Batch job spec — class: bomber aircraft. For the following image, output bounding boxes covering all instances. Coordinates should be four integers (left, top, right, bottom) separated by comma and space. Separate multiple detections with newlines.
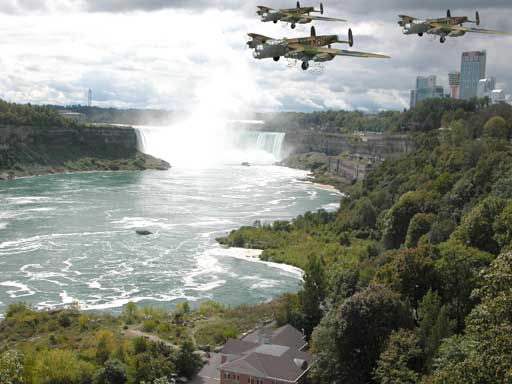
247, 27, 390, 71
257, 2, 346, 29
398, 10, 509, 43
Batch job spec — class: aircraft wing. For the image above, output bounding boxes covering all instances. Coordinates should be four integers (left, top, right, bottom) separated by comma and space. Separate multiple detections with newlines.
305, 46, 391, 59
398, 15, 418, 22
430, 23, 510, 35
247, 33, 274, 43
295, 14, 347, 22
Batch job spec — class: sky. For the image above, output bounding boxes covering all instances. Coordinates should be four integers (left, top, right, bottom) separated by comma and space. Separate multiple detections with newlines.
0, 0, 511, 112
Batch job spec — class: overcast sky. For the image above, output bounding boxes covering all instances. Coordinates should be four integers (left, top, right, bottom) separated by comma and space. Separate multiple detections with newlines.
0, 0, 511, 112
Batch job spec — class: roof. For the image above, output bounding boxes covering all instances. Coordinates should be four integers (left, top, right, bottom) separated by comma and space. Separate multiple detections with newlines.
221, 325, 312, 383
220, 347, 313, 383
242, 324, 307, 351
221, 339, 259, 356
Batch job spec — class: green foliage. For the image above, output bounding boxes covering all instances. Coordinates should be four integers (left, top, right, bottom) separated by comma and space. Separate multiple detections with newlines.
175, 340, 202, 379
374, 330, 422, 384
0, 99, 79, 128
33, 349, 95, 384
383, 191, 438, 249
417, 290, 452, 370
451, 196, 508, 254
0, 350, 26, 384
374, 247, 440, 307
311, 285, 412, 384
299, 255, 326, 337
405, 213, 435, 248
94, 359, 128, 384
483, 116, 509, 140
429, 252, 512, 383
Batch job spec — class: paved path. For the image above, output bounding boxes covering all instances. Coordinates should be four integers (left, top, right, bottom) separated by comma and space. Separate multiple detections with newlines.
124, 328, 179, 350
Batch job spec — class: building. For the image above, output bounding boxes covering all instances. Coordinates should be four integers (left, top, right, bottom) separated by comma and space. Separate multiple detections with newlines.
477, 78, 496, 98
460, 51, 487, 100
410, 75, 445, 109
491, 89, 506, 104
448, 71, 461, 99
220, 325, 312, 384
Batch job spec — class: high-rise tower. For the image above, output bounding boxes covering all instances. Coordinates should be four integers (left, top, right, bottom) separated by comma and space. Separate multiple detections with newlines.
460, 51, 486, 100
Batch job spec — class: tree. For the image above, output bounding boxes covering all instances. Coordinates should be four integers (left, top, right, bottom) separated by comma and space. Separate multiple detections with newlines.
0, 350, 26, 384
96, 330, 116, 365
175, 340, 202, 379
34, 349, 95, 384
436, 241, 492, 331
451, 196, 507, 254
311, 285, 412, 384
405, 213, 435, 248
383, 191, 438, 249
299, 254, 326, 337
483, 116, 509, 140
94, 359, 128, 384
417, 290, 452, 370
122, 302, 139, 324
374, 247, 440, 307
494, 202, 512, 251
429, 252, 512, 383
374, 330, 422, 384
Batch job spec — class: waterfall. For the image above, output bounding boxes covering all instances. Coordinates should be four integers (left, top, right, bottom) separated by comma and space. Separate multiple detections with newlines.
254, 132, 286, 160
134, 127, 147, 152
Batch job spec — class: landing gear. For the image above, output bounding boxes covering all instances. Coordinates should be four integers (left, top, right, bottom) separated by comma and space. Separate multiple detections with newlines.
440, 36, 446, 43
301, 61, 309, 71
291, 23, 296, 29
418, 33, 423, 37
273, 57, 280, 62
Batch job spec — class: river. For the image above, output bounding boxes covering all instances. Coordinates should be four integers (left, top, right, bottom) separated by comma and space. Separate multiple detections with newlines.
0, 165, 340, 316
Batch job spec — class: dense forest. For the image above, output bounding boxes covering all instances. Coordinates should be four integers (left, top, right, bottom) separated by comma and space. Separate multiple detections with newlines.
0, 100, 81, 128
219, 100, 512, 383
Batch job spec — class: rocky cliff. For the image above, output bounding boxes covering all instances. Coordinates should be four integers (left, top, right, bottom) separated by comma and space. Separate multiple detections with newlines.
0, 124, 169, 179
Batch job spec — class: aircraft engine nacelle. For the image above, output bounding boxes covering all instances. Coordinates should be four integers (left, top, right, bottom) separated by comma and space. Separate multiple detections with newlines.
449, 30, 466, 37
298, 18, 310, 24
403, 22, 429, 35
252, 41, 287, 59
261, 10, 280, 22
312, 53, 335, 62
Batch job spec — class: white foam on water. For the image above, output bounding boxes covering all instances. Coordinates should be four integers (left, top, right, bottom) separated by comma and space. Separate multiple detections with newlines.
60, 291, 76, 305
187, 280, 227, 292
0, 222, 8, 230
88, 281, 102, 289
0, 281, 36, 298
208, 246, 304, 280
251, 280, 281, 289
321, 202, 340, 212
111, 217, 176, 230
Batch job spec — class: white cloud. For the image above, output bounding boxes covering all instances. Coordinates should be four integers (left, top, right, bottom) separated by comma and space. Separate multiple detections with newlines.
0, 1, 511, 112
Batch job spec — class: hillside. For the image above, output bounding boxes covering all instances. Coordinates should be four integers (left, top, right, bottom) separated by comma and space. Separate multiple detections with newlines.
0, 100, 169, 179
218, 100, 512, 383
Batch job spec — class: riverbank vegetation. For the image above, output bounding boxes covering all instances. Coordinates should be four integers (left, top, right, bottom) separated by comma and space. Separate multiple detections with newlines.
0, 300, 277, 384
219, 100, 512, 383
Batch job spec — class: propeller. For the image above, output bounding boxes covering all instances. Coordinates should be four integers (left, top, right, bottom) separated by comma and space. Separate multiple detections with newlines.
297, 1, 301, 9
476, 11, 480, 25
311, 26, 316, 37
320, 3, 324, 15
447, 9, 451, 18
348, 28, 354, 47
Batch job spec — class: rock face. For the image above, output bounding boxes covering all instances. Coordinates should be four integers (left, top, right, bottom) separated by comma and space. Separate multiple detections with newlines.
282, 131, 415, 160
0, 124, 170, 177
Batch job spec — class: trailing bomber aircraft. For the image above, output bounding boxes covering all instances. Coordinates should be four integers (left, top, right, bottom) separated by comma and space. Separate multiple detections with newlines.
398, 10, 509, 43
257, 2, 346, 29
247, 27, 390, 71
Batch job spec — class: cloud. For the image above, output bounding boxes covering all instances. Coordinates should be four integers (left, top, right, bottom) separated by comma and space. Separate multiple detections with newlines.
0, 1, 511, 112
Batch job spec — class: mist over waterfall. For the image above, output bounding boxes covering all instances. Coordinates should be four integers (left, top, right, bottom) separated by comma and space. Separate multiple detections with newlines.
136, 124, 286, 168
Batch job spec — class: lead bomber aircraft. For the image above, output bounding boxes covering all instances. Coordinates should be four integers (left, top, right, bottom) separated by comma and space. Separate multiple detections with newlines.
398, 10, 509, 43
247, 27, 390, 71
257, 2, 346, 29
